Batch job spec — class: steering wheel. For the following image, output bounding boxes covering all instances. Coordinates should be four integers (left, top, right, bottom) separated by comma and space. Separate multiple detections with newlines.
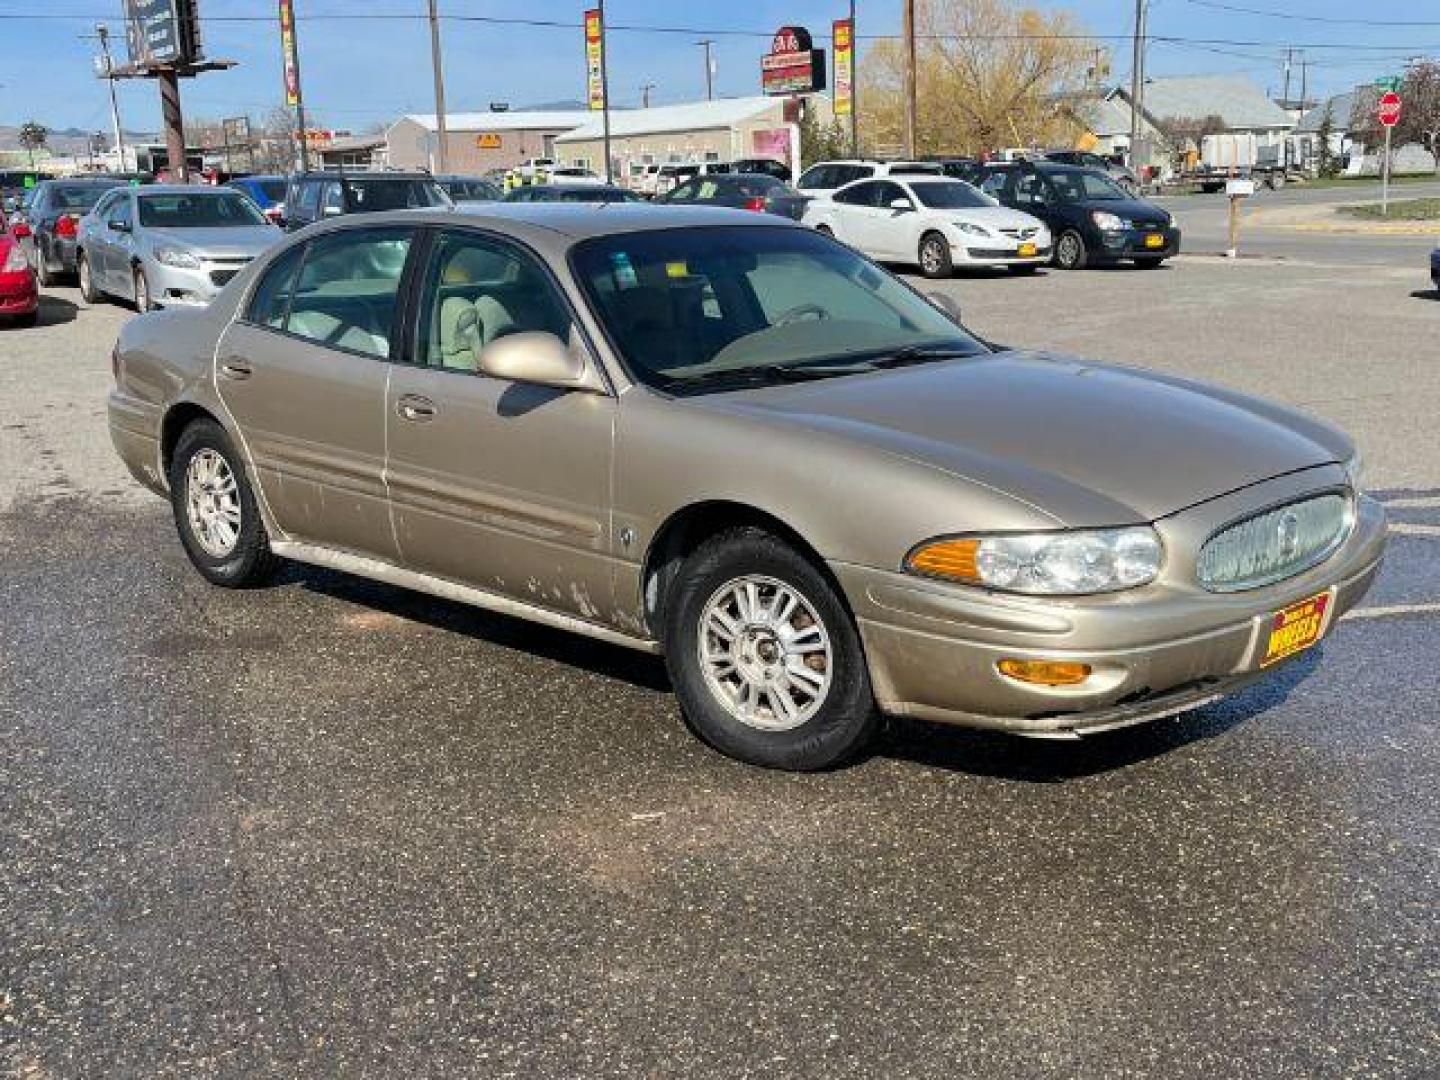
773, 302, 829, 326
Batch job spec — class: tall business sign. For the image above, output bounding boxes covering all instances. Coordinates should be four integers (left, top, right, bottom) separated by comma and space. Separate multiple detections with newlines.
832, 19, 854, 116
124, 0, 202, 68
760, 26, 826, 96
584, 8, 606, 111
277, 0, 310, 170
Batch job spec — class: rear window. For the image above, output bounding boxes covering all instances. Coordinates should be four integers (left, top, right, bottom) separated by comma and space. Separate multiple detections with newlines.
344, 178, 448, 211
51, 184, 115, 211
257, 179, 287, 202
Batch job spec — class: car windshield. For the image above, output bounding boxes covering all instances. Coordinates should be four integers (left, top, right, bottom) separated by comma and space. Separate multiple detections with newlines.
256, 179, 287, 202
1047, 170, 1130, 202
910, 181, 995, 209
53, 184, 116, 211
550, 187, 639, 202
344, 177, 449, 210
572, 225, 986, 395
443, 179, 499, 200
137, 192, 269, 228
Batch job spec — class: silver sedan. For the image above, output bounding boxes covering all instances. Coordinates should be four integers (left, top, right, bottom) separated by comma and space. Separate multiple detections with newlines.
78, 185, 281, 311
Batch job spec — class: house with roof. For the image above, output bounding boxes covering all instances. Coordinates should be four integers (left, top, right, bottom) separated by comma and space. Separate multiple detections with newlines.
1296, 87, 1435, 174
385, 109, 593, 173
553, 96, 828, 183
1081, 75, 1295, 174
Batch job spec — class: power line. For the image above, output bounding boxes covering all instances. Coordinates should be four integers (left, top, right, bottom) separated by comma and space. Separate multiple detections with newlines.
1176, 0, 1440, 28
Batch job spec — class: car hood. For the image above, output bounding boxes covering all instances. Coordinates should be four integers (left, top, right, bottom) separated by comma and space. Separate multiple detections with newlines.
1071, 197, 1170, 223
935, 205, 1046, 231
142, 226, 279, 256
698, 350, 1348, 525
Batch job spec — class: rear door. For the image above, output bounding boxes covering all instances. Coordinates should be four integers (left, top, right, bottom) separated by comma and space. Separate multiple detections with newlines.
214, 225, 417, 558
382, 226, 617, 620
827, 180, 879, 249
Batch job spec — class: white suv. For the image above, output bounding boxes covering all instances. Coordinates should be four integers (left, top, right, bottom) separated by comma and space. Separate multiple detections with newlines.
796, 159, 944, 197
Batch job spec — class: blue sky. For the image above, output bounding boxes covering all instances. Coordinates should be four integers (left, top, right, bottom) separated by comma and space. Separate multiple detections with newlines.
1, 0, 1434, 133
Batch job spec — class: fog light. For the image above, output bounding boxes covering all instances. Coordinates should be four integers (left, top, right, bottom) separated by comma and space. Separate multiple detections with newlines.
997, 658, 1092, 686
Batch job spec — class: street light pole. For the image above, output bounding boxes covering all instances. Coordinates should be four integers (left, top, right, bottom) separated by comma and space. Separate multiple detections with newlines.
697, 39, 715, 102
599, 0, 612, 183
641, 82, 656, 109
95, 24, 127, 171
1129, 0, 1148, 173
902, 0, 916, 158
849, 0, 858, 157
427, 0, 449, 173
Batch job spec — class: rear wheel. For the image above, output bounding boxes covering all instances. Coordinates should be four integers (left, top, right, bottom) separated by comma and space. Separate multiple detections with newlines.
33, 242, 54, 287
169, 419, 278, 588
77, 252, 101, 304
1054, 230, 1088, 270
10, 312, 37, 329
918, 231, 954, 279
663, 527, 877, 771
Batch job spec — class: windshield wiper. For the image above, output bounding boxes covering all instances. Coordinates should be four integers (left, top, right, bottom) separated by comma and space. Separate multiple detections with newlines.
866, 344, 977, 369
670, 363, 863, 393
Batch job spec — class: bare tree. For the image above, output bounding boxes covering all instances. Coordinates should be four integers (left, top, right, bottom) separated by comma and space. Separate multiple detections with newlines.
859, 0, 1099, 155
1396, 61, 1440, 174
1153, 114, 1225, 175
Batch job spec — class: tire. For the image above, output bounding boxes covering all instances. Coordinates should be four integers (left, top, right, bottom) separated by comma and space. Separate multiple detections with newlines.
663, 527, 877, 771
11, 312, 37, 329
1133, 256, 1165, 269
77, 252, 101, 304
1008, 264, 1041, 276
1054, 230, 1088, 270
133, 264, 153, 312
168, 419, 279, 588
34, 240, 54, 287
918, 231, 954, 279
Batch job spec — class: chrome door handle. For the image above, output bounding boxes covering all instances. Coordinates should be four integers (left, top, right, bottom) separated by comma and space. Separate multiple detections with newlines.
219, 359, 253, 380
396, 394, 438, 422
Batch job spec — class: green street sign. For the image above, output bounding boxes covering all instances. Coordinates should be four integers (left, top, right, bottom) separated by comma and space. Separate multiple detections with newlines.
1374, 76, 1402, 91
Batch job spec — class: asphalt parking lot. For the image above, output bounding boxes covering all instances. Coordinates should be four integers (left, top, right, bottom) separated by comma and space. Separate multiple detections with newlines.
3, 222, 1438, 1076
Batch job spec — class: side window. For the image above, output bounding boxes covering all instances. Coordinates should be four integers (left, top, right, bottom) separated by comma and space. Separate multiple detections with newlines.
417, 231, 572, 373
108, 196, 132, 228
286, 228, 414, 358
295, 180, 322, 219
873, 181, 906, 208
321, 181, 344, 217
1015, 173, 1048, 206
834, 181, 875, 206
848, 165, 875, 183
980, 171, 1009, 199
92, 192, 117, 219
668, 178, 701, 201
797, 165, 827, 189
245, 243, 305, 328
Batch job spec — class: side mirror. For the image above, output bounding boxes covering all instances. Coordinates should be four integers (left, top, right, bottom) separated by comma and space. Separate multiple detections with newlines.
889, 197, 914, 212
476, 328, 606, 393
108, 219, 131, 233
926, 291, 963, 324
12, 222, 31, 239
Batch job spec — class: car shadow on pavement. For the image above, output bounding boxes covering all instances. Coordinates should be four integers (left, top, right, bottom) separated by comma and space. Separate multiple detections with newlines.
33, 295, 79, 327
869, 649, 1322, 782
283, 562, 673, 692
1408, 288, 1439, 302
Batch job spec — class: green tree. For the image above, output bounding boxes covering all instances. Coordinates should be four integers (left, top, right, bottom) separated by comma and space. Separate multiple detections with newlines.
799, 109, 851, 168
18, 121, 48, 168
1315, 105, 1339, 178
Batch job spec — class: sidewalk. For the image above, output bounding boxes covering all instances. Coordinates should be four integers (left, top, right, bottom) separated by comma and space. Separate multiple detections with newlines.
1245, 201, 1440, 236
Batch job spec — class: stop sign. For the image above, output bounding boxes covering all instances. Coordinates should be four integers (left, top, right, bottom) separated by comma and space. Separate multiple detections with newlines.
1379, 91, 1403, 127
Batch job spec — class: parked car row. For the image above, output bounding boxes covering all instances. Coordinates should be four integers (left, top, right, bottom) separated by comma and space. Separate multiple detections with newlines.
0, 207, 39, 326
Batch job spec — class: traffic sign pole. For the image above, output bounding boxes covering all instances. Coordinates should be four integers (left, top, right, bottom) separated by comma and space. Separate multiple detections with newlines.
1377, 91, 1402, 217
1382, 125, 1392, 216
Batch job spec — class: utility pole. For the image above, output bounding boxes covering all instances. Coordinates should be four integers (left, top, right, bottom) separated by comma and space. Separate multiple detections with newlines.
599, 0, 612, 183
1128, 0, 1148, 173
1282, 48, 1292, 111
426, 0, 449, 173
697, 39, 715, 102
640, 82, 656, 109
158, 69, 187, 182
902, 0, 917, 158
94, 24, 127, 172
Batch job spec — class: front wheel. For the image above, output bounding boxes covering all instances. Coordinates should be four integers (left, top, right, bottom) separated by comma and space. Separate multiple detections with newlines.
918, 231, 954, 279
34, 242, 54, 287
664, 527, 877, 770
1054, 230, 1089, 270
169, 419, 278, 588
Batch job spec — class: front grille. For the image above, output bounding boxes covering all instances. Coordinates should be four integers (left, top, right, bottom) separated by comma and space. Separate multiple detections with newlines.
999, 227, 1039, 240
1197, 492, 1353, 592
968, 246, 1047, 259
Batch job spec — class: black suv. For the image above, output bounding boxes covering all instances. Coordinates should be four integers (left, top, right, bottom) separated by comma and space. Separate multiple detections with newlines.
23, 177, 129, 284
978, 162, 1179, 270
280, 172, 450, 230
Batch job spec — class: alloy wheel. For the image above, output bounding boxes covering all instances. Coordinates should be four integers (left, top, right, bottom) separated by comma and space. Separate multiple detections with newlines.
184, 448, 242, 558
697, 574, 833, 732
921, 237, 946, 275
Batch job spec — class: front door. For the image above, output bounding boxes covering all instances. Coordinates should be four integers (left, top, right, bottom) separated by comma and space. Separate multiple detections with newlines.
98, 193, 134, 292
214, 225, 417, 559
383, 227, 617, 621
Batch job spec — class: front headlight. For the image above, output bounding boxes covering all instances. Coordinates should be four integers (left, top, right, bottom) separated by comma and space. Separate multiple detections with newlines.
153, 246, 201, 268
1091, 211, 1127, 231
953, 221, 991, 237
906, 527, 1164, 595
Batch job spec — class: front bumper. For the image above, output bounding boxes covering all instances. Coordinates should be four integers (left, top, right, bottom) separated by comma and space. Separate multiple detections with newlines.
836, 476, 1386, 737
1094, 225, 1181, 261
144, 255, 251, 307
953, 233, 1051, 265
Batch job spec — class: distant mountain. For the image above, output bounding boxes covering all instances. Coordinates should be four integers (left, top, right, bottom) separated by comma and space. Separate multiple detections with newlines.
0, 124, 158, 155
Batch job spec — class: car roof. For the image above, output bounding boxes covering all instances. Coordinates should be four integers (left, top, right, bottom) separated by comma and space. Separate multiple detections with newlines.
291, 171, 434, 181
132, 183, 248, 196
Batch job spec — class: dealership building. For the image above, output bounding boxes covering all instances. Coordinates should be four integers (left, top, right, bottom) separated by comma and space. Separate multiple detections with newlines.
553, 96, 824, 181
384, 109, 593, 173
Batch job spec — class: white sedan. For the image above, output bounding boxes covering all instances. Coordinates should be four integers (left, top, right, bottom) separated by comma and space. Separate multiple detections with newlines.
802, 176, 1051, 277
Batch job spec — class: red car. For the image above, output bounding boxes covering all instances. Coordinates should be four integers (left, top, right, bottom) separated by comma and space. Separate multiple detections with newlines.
0, 212, 39, 326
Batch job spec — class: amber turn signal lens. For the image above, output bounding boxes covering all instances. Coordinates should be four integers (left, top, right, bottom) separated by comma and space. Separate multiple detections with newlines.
997, 659, 1093, 686
907, 538, 980, 581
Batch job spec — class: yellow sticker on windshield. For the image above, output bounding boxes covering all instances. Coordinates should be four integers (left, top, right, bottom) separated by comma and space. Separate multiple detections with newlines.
666, 260, 689, 278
